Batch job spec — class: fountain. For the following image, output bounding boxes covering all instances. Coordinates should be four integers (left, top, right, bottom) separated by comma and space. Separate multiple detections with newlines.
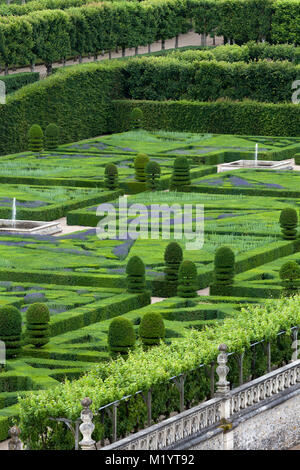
218, 142, 293, 173
0, 198, 62, 235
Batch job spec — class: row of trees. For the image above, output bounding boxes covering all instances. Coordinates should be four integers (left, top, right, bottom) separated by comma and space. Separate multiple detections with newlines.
0, 0, 299, 74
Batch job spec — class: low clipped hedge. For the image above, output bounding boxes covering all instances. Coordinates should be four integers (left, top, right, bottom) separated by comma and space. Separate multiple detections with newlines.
0, 72, 39, 94
18, 294, 300, 449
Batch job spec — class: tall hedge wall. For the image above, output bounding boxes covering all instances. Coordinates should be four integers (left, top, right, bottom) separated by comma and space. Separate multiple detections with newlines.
111, 99, 300, 137
0, 62, 123, 155
122, 56, 299, 103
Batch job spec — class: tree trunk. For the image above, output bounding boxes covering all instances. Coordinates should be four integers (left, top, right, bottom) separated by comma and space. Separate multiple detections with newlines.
46, 63, 52, 76
30, 62, 35, 73
175, 35, 179, 48
122, 47, 125, 57
135, 46, 138, 55
212, 36, 216, 46
62, 57, 66, 67
148, 44, 151, 54
4, 65, 8, 76
161, 39, 165, 50
108, 51, 112, 60
94, 53, 98, 61
79, 55, 82, 63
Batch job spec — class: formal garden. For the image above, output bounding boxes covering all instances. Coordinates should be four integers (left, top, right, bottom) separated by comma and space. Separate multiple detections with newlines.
1, 0, 300, 451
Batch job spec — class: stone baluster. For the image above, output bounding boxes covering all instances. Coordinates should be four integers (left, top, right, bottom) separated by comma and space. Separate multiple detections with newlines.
291, 327, 299, 362
216, 344, 230, 397
8, 426, 22, 450
79, 398, 96, 451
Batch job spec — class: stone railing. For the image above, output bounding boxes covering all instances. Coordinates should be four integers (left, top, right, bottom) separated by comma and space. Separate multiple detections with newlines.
7, 333, 300, 450
229, 359, 300, 417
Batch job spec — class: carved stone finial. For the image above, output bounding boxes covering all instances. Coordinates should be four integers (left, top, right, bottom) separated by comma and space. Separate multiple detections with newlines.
8, 426, 22, 450
215, 343, 230, 397
79, 397, 96, 450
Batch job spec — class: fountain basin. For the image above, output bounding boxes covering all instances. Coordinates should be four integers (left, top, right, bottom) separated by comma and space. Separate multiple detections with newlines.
218, 159, 293, 172
0, 219, 62, 235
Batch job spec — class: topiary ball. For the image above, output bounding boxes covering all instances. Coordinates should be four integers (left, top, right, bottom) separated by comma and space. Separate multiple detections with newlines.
214, 246, 235, 270
126, 256, 146, 293
28, 124, 44, 152
0, 306, 22, 337
26, 303, 50, 324
108, 316, 136, 354
280, 261, 300, 282
139, 312, 165, 346
177, 260, 198, 298
164, 241, 183, 265
45, 123, 60, 150
130, 107, 143, 129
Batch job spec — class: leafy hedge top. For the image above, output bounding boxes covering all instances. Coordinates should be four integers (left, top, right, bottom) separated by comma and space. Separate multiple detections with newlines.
19, 294, 300, 446
26, 303, 50, 324
0, 305, 22, 336
45, 123, 59, 138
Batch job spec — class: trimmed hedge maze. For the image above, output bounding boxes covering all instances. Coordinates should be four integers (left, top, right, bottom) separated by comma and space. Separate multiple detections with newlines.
1, 129, 300, 447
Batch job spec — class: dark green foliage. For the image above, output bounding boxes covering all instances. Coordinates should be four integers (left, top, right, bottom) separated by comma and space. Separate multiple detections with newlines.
279, 208, 298, 240
28, 124, 43, 153
177, 260, 198, 298
26, 303, 50, 348
112, 99, 300, 139
0, 306, 22, 358
145, 161, 161, 191
139, 312, 165, 346
104, 164, 118, 190
213, 246, 235, 286
126, 256, 146, 293
0, 72, 39, 94
164, 242, 183, 290
130, 107, 143, 129
170, 156, 190, 190
279, 261, 300, 290
108, 316, 135, 355
45, 123, 60, 150
134, 154, 150, 182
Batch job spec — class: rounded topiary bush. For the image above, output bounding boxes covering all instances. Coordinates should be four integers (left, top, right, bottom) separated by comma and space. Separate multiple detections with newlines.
28, 124, 44, 153
0, 306, 22, 358
177, 260, 198, 298
214, 246, 235, 285
134, 154, 150, 182
45, 123, 60, 150
145, 161, 161, 191
164, 241, 183, 290
170, 156, 191, 190
279, 208, 298, 240
279, 261, 300, 290
105, 163, 118, 190
130, 107, 143, 129
139, 312, 165, 346
126, 256, 146, 293
108, 316, 135, 355
26, 303, 50, 348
